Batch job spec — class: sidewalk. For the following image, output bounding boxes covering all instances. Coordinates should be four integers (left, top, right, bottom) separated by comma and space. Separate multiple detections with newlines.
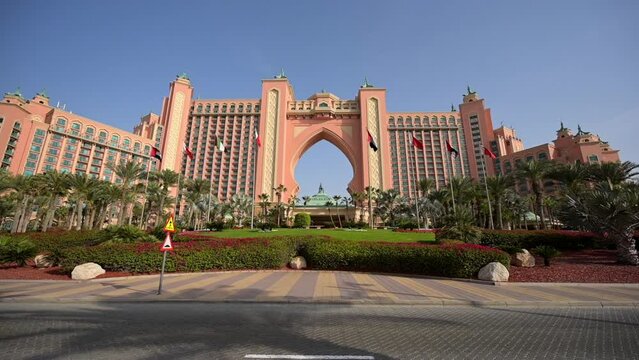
1, 270, 638, 307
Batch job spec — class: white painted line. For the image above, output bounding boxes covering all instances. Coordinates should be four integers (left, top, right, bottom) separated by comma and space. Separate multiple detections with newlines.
244, 355, 374, 360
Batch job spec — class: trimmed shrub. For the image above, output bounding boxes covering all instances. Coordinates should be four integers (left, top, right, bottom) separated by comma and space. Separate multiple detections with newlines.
0, 237, 38, 266
480, 230, 605, 250
94, 225, 158, 245
59, 238, 297, 273
206, 221, 226, 232
533, 245, 561, 266
293, 213, 311, 228
398, 220, 418, 230
8, 230, 100, 253
343, 221, 369, 229
298, 238, 509, 278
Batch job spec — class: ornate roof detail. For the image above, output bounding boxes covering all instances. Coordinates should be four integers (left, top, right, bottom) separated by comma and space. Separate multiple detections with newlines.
559, 121, 567, 131
576, 124, 590, 136
302, 183, 339, 207
451, 104, 456, 112
318, 183, 324, 193
36, 88, 49, 99
361, 77, 374, 88
177, 72, 190, 80
5, 87, 23, 98
274, 68, 287, 79
466, 85, 475, 95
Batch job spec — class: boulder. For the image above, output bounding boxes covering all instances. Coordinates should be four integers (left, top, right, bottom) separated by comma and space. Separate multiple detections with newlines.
34, 254, 53, 268
71, 262, 106, 280
289, 256, 307, 270
478, 262, 509, 282
512, 249, 535, 267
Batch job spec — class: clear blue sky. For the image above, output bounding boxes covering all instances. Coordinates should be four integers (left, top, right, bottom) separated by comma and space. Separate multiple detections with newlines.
2, 0, 638, 198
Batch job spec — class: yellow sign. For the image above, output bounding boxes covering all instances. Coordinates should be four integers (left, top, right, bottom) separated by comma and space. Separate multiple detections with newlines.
164, 214, 176, 233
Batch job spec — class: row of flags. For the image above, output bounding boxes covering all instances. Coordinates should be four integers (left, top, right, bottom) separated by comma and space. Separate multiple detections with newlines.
149, 129, 263, 163
367, 130, 497, 159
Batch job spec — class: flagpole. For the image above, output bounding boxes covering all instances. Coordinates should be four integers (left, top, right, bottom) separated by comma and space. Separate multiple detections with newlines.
250, 136, 258, 229
175, 170, 182, 222
446, 140, 457, 214
366, 131, 373, 229
207, 141, 215, 224
139, 158, 154, 229
481, 153, 495, 229
407, 132, 420, 229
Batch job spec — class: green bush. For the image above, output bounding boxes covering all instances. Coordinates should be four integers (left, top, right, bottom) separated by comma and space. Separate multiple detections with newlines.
95, 225, 158, 245
343, 221, 369, 229
398, 220, 418, 230
7, 230, 100, 253
293, 213, 311, 228
0, 237, 38, 266
206, 221, 226, 232
480, 230, 603, 250
58, 238, 297, 273
298, 239, 509, 278
533, 245, 561, 266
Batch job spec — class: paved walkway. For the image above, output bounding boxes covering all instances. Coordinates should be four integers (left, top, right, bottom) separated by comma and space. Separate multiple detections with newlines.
1, 270, 638, 306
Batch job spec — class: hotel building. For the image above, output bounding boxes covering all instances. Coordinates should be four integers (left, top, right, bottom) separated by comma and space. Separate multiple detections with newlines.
0, 73, 621, 208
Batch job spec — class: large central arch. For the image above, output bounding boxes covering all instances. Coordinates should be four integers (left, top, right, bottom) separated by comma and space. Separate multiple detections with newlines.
254, 79, 392, 202
288, 126, 359, 197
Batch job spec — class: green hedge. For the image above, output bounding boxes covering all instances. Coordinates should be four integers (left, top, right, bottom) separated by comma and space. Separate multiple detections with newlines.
479, 230, 609, 250
58, 238, 297, 273
8, 230, 101, 253
298, 239, 509, 278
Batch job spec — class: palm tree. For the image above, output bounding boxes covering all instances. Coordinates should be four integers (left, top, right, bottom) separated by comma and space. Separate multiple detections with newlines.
9, 174, 39, 233
68, 174, 96, 231
332, 195, 342, 228
325, 200, 335, 228
563, 183, 639, 265
515, 160, 553, 229
285, 195, 300, 226
419, 178, 436, 197
548, 162, 590, 194
109, 161, 145, 225
150, 169, 179, 222
365, 186, 377, 227
272, 184, 287, 227
258, 193, 270, 223
374, 189, 403, 226
342, 196, 352, 222
230, 193, 252, 227
302, 196, 310, 206
589, 161, 639, 188
40, 171, 70, 232
184, 179, 209, 228
351, 191, 366, 222
486, 175, 515, 230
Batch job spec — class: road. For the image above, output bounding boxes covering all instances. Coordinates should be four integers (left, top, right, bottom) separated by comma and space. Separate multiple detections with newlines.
1, 303, 638, 359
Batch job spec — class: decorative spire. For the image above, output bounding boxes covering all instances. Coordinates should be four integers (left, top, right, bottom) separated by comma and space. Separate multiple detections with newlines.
318, 183, 324, 193
36, 88, 49, 99
451, 104, 456, 112
5, 87, 23, 98
466, 85, 475, 95
177, 72, 190, 80
361, 77, 374, 88
559, 121, 566, 131
274, 68, 287, 79
576, 125, 591, 136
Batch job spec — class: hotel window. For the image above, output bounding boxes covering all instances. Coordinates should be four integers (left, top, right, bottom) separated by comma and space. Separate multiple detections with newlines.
538, 152, 548, 161
255, 105, 260, 112
197, 104, 203, 113
62, 160, 72, 166
31, 145, 42, 152
134, 142, 141, 153
213, 105, 219, 113
56, 118, 66, 131
205, 104, 211, 113
123, 138, 131, 149
48, 148, 59, 156
85, 127, 94, 139
230, 104, 235, 112
66, 144, 76, 151
71, 122, 81, 135
35, 129, 45, 137
588, 155, 599, 163
64, 152, 74, 159
111, 134, 120, 146
144, 145, 150, 155
238, 104, 244, 113
222, 104, 227, 112
46, 156, 56, 163
99, 131, 107, 143
526, 156, 534, 162
28, 153, 38, 160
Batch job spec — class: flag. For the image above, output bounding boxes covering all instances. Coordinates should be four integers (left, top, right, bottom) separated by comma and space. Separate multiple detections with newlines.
483, 146, 497, 159
217, 137, 225, 152
446, 140, 459, 157
254, 129, 261, 147
150, 147, 162, 161
412, 134, 424, 150
367, 130, 378, 152
183, 143, 194, 159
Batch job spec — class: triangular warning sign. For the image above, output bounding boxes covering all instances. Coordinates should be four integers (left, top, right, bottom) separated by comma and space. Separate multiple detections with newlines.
164, 214, 176, 233
160, 233, 173, 252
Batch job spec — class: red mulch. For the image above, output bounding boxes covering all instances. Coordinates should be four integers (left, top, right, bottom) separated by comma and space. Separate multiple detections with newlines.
509, 249, 639, 283
0, 260, 132, 280
1, 250, 638, 283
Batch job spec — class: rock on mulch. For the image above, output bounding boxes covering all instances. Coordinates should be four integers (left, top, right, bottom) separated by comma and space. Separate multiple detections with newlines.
509, 249, 639, 283
0, 261, 132, 281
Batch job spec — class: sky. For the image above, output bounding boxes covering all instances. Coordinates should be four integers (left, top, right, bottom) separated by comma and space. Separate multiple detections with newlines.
2, 0, 638, 198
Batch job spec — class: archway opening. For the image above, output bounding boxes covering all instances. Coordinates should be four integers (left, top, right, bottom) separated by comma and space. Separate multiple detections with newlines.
294, 140, 354, 227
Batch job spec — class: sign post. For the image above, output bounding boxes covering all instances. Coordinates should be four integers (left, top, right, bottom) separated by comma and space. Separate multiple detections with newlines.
157, 214, 176, 295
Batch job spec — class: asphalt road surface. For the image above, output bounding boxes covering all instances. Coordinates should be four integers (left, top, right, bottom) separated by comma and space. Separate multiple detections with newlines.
1, 303, 638, 360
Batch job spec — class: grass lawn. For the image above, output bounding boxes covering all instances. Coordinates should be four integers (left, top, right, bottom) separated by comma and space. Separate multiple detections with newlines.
194, 228, 436, 242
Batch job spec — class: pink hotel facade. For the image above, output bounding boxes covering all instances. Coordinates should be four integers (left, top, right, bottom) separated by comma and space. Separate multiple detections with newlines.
0, 73, 621, 206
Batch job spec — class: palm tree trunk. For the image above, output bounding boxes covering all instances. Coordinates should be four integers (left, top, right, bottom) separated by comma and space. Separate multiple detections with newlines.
75, 201, 83, 231
497, 199, 504, 230
11, 200, 24, 234
336, 206, 342, 228
95, 205, 108, 229
616, 232, 639, 265
18, 197, 32, 233
328, 208, 335, 228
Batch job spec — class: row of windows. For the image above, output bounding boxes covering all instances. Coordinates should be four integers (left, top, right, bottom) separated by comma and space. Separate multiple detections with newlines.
193, 103, 261, 114
55, 118, 152, 153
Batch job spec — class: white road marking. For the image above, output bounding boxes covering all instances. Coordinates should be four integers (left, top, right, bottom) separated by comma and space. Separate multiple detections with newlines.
244, 355, 374, 360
